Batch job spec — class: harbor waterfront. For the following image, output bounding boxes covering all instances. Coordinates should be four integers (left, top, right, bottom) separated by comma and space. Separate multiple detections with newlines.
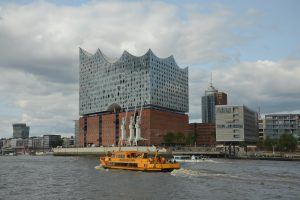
51, 146, 300, 161
1, 155, 300, 200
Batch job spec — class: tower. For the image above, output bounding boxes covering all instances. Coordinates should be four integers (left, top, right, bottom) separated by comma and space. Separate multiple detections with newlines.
201, 73, 227, 123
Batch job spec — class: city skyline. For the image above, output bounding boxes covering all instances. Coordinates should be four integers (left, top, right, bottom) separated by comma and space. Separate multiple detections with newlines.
0, 0, 300, 138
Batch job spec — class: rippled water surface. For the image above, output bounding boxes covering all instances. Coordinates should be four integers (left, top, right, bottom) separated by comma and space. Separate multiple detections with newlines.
0, 156, 299, 200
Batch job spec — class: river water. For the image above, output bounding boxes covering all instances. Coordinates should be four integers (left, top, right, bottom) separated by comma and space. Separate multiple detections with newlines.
0, 156, 299, 200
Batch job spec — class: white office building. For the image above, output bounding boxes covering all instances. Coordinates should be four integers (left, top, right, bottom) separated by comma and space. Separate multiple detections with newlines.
216, 105, 258, 143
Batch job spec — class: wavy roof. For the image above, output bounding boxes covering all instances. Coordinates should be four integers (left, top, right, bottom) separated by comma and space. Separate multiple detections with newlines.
79, 48, 187, 70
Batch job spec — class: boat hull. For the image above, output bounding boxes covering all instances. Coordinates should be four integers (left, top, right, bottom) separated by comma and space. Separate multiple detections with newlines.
101, 164, 178, 172
99, 151, 180, 172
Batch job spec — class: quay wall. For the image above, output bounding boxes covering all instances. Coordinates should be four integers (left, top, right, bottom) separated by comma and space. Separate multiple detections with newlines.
53, 146, 166, 156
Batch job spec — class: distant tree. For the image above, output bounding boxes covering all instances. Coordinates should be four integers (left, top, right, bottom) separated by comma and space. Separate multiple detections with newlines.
263, 136, 277, 151
163, 132, 175, 146
210, 131, 216, 145
256, 138, 264, 150
175, 132, 185, 145
278, 133, 297, 152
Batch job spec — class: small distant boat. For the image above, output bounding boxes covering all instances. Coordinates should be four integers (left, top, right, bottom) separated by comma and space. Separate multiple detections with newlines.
172, 155, 213, 163
100, 151, 180, 172
35, 152, 45, 156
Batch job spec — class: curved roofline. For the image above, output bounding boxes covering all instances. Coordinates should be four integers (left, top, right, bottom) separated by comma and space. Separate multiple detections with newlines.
79, 48, 186, 69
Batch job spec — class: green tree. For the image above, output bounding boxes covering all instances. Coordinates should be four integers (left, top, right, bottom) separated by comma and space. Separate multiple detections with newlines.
163, 132, 175, 145
175, 132, 185, 145
263, 136, 277, 151
278, 133, 297, 152
185, 132, 197, 146
256, 138, 264, 150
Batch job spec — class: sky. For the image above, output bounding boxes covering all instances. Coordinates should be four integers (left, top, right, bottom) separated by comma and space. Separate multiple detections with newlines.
0, 0, 299, 138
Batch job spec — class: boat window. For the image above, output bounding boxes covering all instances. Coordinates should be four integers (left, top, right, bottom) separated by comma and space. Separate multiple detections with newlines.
116, 154, 125, 158
174, 156, 191, 160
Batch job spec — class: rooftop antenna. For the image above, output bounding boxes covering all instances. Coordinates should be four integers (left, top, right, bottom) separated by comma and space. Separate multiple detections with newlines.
210, 72, 213, 86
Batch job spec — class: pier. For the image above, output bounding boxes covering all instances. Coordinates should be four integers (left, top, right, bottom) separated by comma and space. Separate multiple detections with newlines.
52, 146, 163, 156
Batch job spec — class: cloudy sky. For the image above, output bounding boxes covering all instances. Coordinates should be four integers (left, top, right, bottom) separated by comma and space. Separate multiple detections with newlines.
0, 0, 299, 138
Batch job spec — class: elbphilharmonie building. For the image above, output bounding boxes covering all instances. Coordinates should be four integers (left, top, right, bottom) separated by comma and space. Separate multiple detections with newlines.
79, 48, 189, 147
79, 48, 188, 115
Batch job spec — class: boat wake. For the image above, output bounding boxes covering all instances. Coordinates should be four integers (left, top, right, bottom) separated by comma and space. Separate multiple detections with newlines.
171, 168, 238, 179
94, 165, 104, 170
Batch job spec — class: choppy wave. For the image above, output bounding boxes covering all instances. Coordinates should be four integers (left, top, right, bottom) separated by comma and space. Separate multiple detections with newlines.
171, 168, 239, 179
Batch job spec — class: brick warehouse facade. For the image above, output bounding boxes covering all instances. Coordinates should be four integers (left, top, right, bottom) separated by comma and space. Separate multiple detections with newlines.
188, 123, 216, 146
79, 109, 189, 147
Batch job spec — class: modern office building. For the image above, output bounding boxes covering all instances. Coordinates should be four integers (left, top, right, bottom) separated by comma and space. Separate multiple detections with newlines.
12, 123, 30, 139
258, 118, 266, 140
201, 80, 227, 123
28, 137, 44, 149
43, 135, 62, 148
11, 138, 28, 149
79, 48, 189, 146
265, 114, 300, 140
215, 105, 258, 143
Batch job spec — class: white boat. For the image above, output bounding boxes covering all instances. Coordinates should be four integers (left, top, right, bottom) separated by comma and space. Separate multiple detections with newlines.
171, 155, 214, 163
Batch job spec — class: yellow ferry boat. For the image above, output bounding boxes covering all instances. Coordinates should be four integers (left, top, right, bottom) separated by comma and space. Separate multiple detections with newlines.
100, 151, 180, 172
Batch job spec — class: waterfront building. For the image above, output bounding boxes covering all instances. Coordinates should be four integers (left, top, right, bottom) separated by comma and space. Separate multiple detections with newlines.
62, 136, 75, 148
215, 105, 258, 143
258, 118, 266, 140
43, 135, 62, 148
10, 138, 28, 149
74, 120, 79, 146
265, 114, 300, 141
201, 79, 227, 123
12, 123, 30, 139
1, 139, 11, 149
188, 123, 216, 146
28, 137, 44, 149
79, 48, 189, 146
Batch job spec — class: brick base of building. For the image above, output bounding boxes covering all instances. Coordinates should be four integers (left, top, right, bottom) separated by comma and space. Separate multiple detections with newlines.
79, 109, 189, 147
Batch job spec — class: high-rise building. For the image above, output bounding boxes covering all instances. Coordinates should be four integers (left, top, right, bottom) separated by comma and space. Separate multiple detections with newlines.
215, 105, 258, 143
201, 78, 227, 123
265, 114, 300, 140
12, 123, 30, 139
79, 48, 189, 146
215, 92, 227, 105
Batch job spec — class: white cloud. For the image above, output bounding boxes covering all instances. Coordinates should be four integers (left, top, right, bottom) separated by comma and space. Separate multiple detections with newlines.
188, 58, 300, 122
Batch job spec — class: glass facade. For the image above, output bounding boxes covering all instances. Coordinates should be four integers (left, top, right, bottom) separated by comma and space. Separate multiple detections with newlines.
79, 48, 188, 115
265, 114, 300, 139
12, 123, 30, 139
201, 95, 215, 123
